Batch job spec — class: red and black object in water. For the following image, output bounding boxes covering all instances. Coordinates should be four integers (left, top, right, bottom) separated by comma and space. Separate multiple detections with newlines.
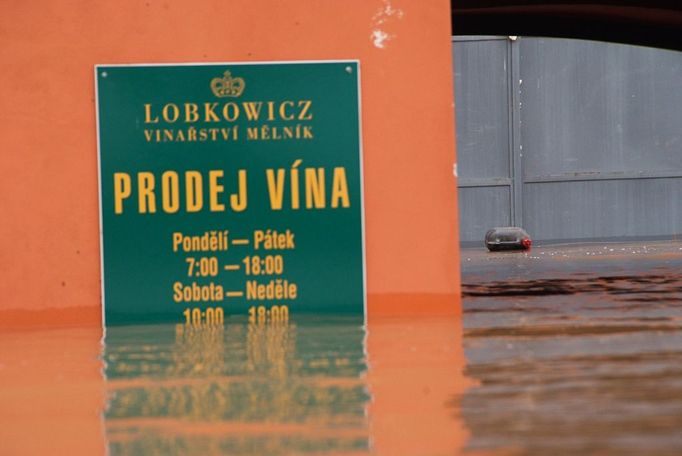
484, 227, 532, 251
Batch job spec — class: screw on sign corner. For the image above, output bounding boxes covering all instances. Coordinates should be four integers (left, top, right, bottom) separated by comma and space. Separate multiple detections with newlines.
484, 227, 532, 252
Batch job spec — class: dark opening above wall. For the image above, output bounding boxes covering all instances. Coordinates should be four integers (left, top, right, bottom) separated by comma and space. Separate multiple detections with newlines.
451, 1, 682, 50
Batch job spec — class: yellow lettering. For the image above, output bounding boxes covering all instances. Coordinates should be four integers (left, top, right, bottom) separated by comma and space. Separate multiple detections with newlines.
230, 170, 247, 212
204, 102, 220, 122
267, 101, 275, 121
209, 170, 225, 212
161, 171, 180, 213
173, 282, 182, 302
222, 102, 239, 122
290, 160, 301, 210
331, 167, 350, 208
184, 103, 199, 122
266, 169, 285, 210
305, 168, 325, 209
113, 173, 131, 214
138, 172, 157, 213
162, 104, 180, 123
242, 102, 262, 121
298, 100, 313, 120
172, 232, 182, 252
144, 104, 159, 124
279, 101, 294, 120
185, 171, 203, 212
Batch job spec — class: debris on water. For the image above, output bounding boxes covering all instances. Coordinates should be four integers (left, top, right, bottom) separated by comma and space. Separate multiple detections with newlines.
484, 227, 532, 252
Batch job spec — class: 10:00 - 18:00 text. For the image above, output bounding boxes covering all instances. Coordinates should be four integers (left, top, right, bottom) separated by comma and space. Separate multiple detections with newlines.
183, 305, 289, 325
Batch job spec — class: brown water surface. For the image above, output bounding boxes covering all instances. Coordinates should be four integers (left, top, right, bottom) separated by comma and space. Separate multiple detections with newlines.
0, 314, 469, 455
460, 242, 682, 455
2, 242, 681, 455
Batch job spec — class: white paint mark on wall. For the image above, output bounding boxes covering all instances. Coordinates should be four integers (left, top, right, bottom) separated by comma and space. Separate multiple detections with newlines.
453, 163, 458, 178
372, 0, 404, 25
370, 0, 404, 49
372, 30, 390, 49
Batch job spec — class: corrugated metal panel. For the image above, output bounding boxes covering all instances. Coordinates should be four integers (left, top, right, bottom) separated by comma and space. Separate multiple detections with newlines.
524, 178, 682, 240
454, 36, 682, 244
453, 37, 513, 243
454, 38, 511, 179
519, 38, 682, 178
458, 186, 512, 244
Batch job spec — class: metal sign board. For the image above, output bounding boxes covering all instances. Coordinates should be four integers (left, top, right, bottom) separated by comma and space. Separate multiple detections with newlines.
96, 61, 365, 326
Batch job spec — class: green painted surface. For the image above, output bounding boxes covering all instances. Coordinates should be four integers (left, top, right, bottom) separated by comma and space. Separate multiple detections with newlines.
96, 62, 364, 325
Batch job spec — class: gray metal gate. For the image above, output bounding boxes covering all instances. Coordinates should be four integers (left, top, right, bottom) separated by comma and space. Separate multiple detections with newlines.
454, 36, 682, 245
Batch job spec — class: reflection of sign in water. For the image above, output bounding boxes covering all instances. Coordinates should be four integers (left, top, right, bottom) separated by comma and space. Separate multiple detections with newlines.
103, 319, 368, 454
96, 62, 365, 325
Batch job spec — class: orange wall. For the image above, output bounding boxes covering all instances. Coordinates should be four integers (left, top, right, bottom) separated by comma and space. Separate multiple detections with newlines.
0, 0, 460, 327
0, 327, 106, 454
367, 316, 473, 455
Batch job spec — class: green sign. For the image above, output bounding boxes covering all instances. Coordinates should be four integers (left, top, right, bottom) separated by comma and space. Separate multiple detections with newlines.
96, 62, 365, 326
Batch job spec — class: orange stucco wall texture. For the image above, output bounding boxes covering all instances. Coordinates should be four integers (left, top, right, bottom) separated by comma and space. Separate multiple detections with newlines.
0, 0, 460, 328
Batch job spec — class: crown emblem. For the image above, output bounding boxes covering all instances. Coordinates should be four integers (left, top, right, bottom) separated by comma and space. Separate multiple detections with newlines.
210, 71, 245, 98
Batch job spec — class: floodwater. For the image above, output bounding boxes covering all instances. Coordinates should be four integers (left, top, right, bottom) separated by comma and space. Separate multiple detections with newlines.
0, 315, 469, 456
461, 242, 682, 455
1, 241, 682, 455
104, 320, 368, 455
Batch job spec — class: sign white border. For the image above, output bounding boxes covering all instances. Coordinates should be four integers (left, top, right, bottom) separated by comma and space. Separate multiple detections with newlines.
94, 60, 366, 331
